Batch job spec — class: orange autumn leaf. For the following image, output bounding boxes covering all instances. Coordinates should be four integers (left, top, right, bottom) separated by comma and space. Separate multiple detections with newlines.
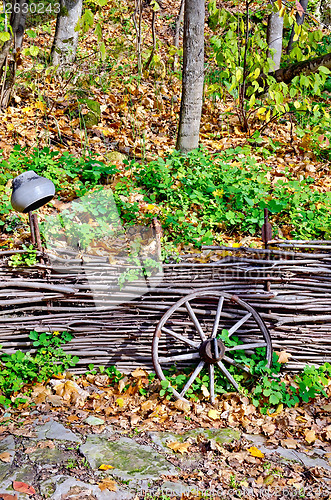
98, 478, 117, 492
13, 481, 36, 495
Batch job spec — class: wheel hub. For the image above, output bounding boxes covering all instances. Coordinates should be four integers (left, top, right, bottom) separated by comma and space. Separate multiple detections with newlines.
199, 338, 225, 363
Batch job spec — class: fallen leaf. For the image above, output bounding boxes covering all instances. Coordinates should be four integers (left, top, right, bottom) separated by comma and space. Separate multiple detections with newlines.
262, 423, 276, 436
304, 429, 316, 444
24, 446, 37, 454
67, 414, 79, 423
201, 384, 210, 398
141, 400, 155, 412
131, 368, 148, 378
281, 438, 298, 449
98, 478, 117, 492
99, 464, 114, 470
248, 446, 264, 458
118, 376, 128, 393
12, 481, 36, 495
267, 404, 283, 417
208, 409, 220, 420
115, 398, 124, 408
0, 495, 17, 500
321, 404, 331, 412
325, 425, 331, 440
84, 416, 105, 426
46, 394, 63, 407
275, 351, 292, 364
173, 399, 190, 413
130, 414, 140, 426
167, 441, 191, 454
0, 452, 11, 462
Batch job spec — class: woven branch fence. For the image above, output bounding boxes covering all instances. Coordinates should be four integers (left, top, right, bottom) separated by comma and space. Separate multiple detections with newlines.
0, 241, 330, 373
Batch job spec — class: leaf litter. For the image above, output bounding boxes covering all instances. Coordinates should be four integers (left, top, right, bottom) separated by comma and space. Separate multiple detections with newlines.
0, 367, 330, 498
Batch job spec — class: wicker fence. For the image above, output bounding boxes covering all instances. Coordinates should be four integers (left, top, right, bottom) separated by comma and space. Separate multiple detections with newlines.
0, 242, 330, 373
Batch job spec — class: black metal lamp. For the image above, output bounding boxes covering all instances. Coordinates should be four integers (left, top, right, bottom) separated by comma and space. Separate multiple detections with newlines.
11, 170, 55, 252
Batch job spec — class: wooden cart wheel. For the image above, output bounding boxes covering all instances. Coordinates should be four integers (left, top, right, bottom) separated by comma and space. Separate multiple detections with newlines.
152, 290, 272, 403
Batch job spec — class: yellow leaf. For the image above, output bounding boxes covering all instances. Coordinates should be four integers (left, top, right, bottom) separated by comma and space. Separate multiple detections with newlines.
98, 478, 117, 492
35, 100, 46, 111
304, 430, 316, 444
99, 464, 114, 470
116, 398, 124, 407
248, 446, 264, 458
0, 452, 11, 463
267, 403, 283, 417
208, 409, 220, 420
167, 441, 191, 454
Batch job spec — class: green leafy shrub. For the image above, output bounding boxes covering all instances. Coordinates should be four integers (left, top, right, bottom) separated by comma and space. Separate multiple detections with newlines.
0, 331, 79, 408
0, 146, 118, 196
8, 245, 37, 267
127, 148, 331, 244
161, 329, 331, 414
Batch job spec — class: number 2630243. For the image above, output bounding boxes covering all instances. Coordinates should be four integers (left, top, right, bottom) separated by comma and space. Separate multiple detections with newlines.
5, 2, 60, 14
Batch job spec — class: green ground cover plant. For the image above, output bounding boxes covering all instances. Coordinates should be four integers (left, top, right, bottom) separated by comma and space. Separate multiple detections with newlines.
161, 329, 331, 414
117, 148, 331, 245
0, 330, 79, 408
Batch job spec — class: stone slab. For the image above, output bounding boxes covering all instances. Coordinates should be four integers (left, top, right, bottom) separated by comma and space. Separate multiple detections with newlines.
80, 434, 178, 482
40, 475, 134, 499
33, 419, 81, 443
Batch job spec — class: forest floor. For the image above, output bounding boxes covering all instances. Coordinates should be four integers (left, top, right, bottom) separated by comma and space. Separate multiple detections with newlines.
0, 372, 331, 499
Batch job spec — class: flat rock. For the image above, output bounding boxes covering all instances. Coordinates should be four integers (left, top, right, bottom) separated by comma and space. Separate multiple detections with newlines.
40, 475, 134, 499
33, 419, 81, 443
80, 434, 177, 482
244, 433, 331, 471
0, 463, 36, 499
27, 445, 75, 465
149, 427, 241, 452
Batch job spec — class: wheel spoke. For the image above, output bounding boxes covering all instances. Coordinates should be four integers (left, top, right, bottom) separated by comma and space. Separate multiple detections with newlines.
217, 360, 240, 391
226, 341, 267, 351
161, 327, 200, 349
211, 297, 224, 338
209, 364, 215, 403
228, 312, 252, 336
185, 301, 206, 340
223, 355, 251, 374
180, 361, 205, 397
158, 352, 200, 364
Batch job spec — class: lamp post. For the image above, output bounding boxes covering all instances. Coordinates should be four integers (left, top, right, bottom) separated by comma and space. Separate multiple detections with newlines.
10, 170, 55, 254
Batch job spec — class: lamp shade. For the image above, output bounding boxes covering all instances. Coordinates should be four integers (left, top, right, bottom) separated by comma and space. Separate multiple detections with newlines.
11, 170, 55, 213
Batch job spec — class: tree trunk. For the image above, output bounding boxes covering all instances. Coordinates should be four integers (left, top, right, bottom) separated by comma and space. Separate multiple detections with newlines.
287, 0, 309, 53
267, 10, 284, 71
317, 0, 331, 26
51, 0, 83, 70
176, 0, 205, 153
0, 0, 28, 108
272, 50, 331, 83
173, 0, 185, 70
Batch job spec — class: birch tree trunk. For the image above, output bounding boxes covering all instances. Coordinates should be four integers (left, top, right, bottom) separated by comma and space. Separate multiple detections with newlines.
267, 9, 284, 71
176, 0, 204, 153
51, 0, 83, 70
